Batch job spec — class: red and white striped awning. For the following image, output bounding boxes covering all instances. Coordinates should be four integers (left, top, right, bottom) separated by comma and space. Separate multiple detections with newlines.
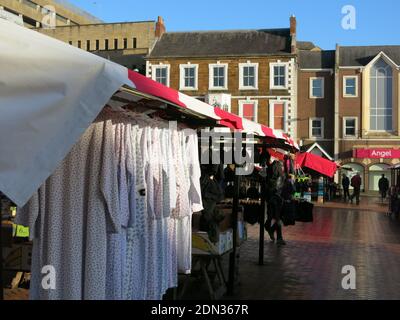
127, 71, 299, 149
0, 19, 297, 206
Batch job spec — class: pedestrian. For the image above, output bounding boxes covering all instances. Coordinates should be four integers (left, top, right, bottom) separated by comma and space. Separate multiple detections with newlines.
264, 188, 286, 246
342, 173, 350, 202
378, 174, 389, 202
350, 172, 362, 205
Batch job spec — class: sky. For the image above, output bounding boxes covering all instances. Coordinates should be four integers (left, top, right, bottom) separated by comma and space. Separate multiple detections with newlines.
67, 0, 400, 50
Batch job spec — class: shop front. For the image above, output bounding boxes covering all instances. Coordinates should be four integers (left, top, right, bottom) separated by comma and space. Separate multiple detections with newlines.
341, 148, 400, 192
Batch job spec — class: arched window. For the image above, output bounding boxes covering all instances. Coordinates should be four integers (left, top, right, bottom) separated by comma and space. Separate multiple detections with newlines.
370, 58, 393, 131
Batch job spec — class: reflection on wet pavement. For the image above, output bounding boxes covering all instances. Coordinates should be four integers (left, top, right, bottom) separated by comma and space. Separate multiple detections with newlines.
234, 206, 400, 300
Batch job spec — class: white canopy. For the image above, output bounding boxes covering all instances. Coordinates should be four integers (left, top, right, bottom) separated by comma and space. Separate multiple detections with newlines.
0, 19, 132, 206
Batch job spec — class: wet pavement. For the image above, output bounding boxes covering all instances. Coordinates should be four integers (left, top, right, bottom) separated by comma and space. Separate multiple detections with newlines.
233, 201, 400, 300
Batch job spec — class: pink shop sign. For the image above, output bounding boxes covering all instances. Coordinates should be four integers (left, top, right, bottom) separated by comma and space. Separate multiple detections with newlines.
354, 148, 400, 159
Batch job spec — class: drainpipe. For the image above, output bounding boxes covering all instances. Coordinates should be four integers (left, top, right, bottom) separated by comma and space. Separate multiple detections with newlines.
334, 44, 340, 161
334, 44, 340, 184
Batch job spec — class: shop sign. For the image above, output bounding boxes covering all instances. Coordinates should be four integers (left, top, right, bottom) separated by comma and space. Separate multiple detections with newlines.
354, 148, 400, 159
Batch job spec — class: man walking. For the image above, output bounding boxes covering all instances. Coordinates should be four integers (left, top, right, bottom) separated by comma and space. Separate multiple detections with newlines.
378, 174, 389, 202
342, 173, 350, 202
350, 172, 362, 205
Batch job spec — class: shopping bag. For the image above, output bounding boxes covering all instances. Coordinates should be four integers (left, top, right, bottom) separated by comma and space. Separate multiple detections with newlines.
281, 200, 296, 226
296, 201, 314, 223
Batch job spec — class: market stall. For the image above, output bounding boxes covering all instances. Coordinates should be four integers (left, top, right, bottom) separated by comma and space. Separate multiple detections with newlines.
0, 19, 297, 300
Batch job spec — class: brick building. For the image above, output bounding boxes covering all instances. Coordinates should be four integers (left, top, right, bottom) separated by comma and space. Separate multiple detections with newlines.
298, 46, 400, 192
146, 16, 299, 139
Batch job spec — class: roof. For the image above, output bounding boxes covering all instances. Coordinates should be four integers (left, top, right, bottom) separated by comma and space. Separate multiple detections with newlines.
339, 46, 400, 67
298, 50, 335, 69
148, 29, 293, 58
297, 41, 320, 51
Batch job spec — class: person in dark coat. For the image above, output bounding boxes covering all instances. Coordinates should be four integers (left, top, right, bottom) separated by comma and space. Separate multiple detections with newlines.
350, 173, 362, 205
378, 174, 390, 202
342, 173, 350, 202
264, 189, 285, 245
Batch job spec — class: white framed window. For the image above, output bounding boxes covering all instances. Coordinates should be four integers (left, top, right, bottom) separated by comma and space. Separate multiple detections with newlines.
309, 118, 324, 139
270, 62, 288, 90
343, 117, 358, 138
370, 58, 393, 131
239, 62, 258, 90
209, 63, 228, 90
179, 64, 198, 90
269, 101, 287, 131
309, 77, 324, 98
239, 100, 258, 122
151, 64, 170, 87
343, 76, 358, 97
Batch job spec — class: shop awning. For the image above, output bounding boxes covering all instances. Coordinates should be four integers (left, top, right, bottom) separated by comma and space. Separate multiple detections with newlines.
127, 71, 298, 149
296, 152, 338, 178
0, 19, 297, 206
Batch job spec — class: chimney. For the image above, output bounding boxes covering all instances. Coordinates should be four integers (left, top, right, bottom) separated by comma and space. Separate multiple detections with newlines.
290, 15, 297, 54
155, 16, 166, 38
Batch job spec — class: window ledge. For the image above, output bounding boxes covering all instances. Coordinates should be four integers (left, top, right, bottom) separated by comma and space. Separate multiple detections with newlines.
270, 86, 288, 90
209, 87, 228, 91
239, 87, 258, 91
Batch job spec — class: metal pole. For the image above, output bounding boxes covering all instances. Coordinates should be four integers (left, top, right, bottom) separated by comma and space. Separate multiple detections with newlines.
228, 168, 239, 295
258, 193, 266, 265
0, 196, 4, 300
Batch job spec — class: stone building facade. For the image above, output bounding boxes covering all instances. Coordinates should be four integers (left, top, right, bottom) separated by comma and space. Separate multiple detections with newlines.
0, 0, 100, 27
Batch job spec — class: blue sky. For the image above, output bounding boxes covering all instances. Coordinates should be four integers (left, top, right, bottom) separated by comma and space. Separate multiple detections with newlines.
68, 0, 399, 49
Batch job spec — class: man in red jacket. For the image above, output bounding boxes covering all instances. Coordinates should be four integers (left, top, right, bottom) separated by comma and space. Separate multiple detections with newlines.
350, 172, 362, 205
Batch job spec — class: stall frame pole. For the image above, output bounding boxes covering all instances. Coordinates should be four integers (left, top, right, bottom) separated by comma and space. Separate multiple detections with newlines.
258, 193, 266, 266
0, 197, 4, 300
227, 160, 240, 295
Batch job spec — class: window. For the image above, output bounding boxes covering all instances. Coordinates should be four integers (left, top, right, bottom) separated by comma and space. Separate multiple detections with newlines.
179, 64, 198, 90
151, 65, 170, 86
239, 63, 258, 90
209, 64, 228, 90
270, 63, 288, 89
114, 39, 119, 50
123, 38, 128, 49
68, 41, 72, 45
23, 0, 38, 9
269, 102, 287, 131
343, 76, 358, 97
56, 14, 68, 25
309, 118, 324, 138
86, 40, 91, 51
96, 40, 100, 51
310, 77, 324, 98
370, 58, 392, 131
77, 41, 81, 49
104, 39, 109, 50
133, 38, 137, 48
239, 101, 258, 122
343, 117, 358, 137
